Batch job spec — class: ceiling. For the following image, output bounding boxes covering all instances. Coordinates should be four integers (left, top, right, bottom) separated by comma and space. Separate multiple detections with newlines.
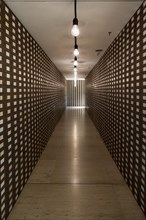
5, 0, 143, 79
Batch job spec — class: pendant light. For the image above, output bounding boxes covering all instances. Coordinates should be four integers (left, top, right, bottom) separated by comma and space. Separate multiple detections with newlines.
73, 37, 79, 56
74, 57, 78, 66
74, 46, 79, 56
71, 0, 80, 37
74, 66, 77, 72
71, 0, 79, 87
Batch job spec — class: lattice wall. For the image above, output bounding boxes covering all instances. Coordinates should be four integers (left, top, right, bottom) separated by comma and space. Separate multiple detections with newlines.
86, 0, 146, 214
0, 1, 65, 220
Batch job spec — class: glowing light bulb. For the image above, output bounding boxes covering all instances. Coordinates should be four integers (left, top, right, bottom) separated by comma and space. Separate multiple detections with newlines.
71, 25, 80, 37
74, 57, 78, 66
74, 49, 79, 56
71, 18, 80, 37
74, 60, 78, 66
74, 66, 77, 72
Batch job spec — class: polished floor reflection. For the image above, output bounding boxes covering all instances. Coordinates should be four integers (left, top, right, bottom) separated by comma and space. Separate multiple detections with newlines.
8, 108, 145, 220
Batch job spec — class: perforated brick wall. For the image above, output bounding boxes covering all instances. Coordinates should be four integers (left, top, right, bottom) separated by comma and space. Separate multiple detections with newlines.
0, 1, 65, 219
86, 1, 146, 214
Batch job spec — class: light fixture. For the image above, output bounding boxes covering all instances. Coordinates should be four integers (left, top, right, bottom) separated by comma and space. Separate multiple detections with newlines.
71, 18, 80, 37
73, 37, 79, 56
74, 47, 79, 56
74, 65, 77, 72
71, 0, 80, 37
71, 0, 79, 85
74, 57, 78, 66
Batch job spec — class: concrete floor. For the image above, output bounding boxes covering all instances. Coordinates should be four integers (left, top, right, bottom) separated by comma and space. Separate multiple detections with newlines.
8, 108, 145, 220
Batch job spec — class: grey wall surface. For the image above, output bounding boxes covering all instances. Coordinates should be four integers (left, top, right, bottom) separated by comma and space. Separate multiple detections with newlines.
86, 1, 146, 215
0, 1, 65, 219
67, 80, 85, 106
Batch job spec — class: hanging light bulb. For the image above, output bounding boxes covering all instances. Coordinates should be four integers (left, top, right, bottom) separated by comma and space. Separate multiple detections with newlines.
74, 37, 79, 56
71, 18, 80, 37
74, 44, 79, 56
74, 57, 78, 66
74, 66, 77, 72
74, 49, 79, 56
71, 0, 80, 37
71, 25, 80, 37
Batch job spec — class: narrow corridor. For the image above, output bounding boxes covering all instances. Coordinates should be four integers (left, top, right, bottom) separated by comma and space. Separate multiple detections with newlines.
7, 108, 145, 220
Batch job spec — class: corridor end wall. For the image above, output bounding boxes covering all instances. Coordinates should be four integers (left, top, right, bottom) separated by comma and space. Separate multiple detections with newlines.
86, 1, 146, 215
0, 1, 65, 219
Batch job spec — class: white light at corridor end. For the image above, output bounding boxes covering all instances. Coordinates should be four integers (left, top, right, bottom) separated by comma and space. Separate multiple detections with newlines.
74, 78, 77, 87
74, 72, 77, 87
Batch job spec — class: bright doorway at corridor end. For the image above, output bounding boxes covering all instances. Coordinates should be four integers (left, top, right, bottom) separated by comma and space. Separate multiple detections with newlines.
66, 79, 85, 107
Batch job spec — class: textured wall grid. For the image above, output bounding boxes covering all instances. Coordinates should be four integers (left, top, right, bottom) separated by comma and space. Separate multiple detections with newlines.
0, 1, 65, 220
86, 1, 146, 214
